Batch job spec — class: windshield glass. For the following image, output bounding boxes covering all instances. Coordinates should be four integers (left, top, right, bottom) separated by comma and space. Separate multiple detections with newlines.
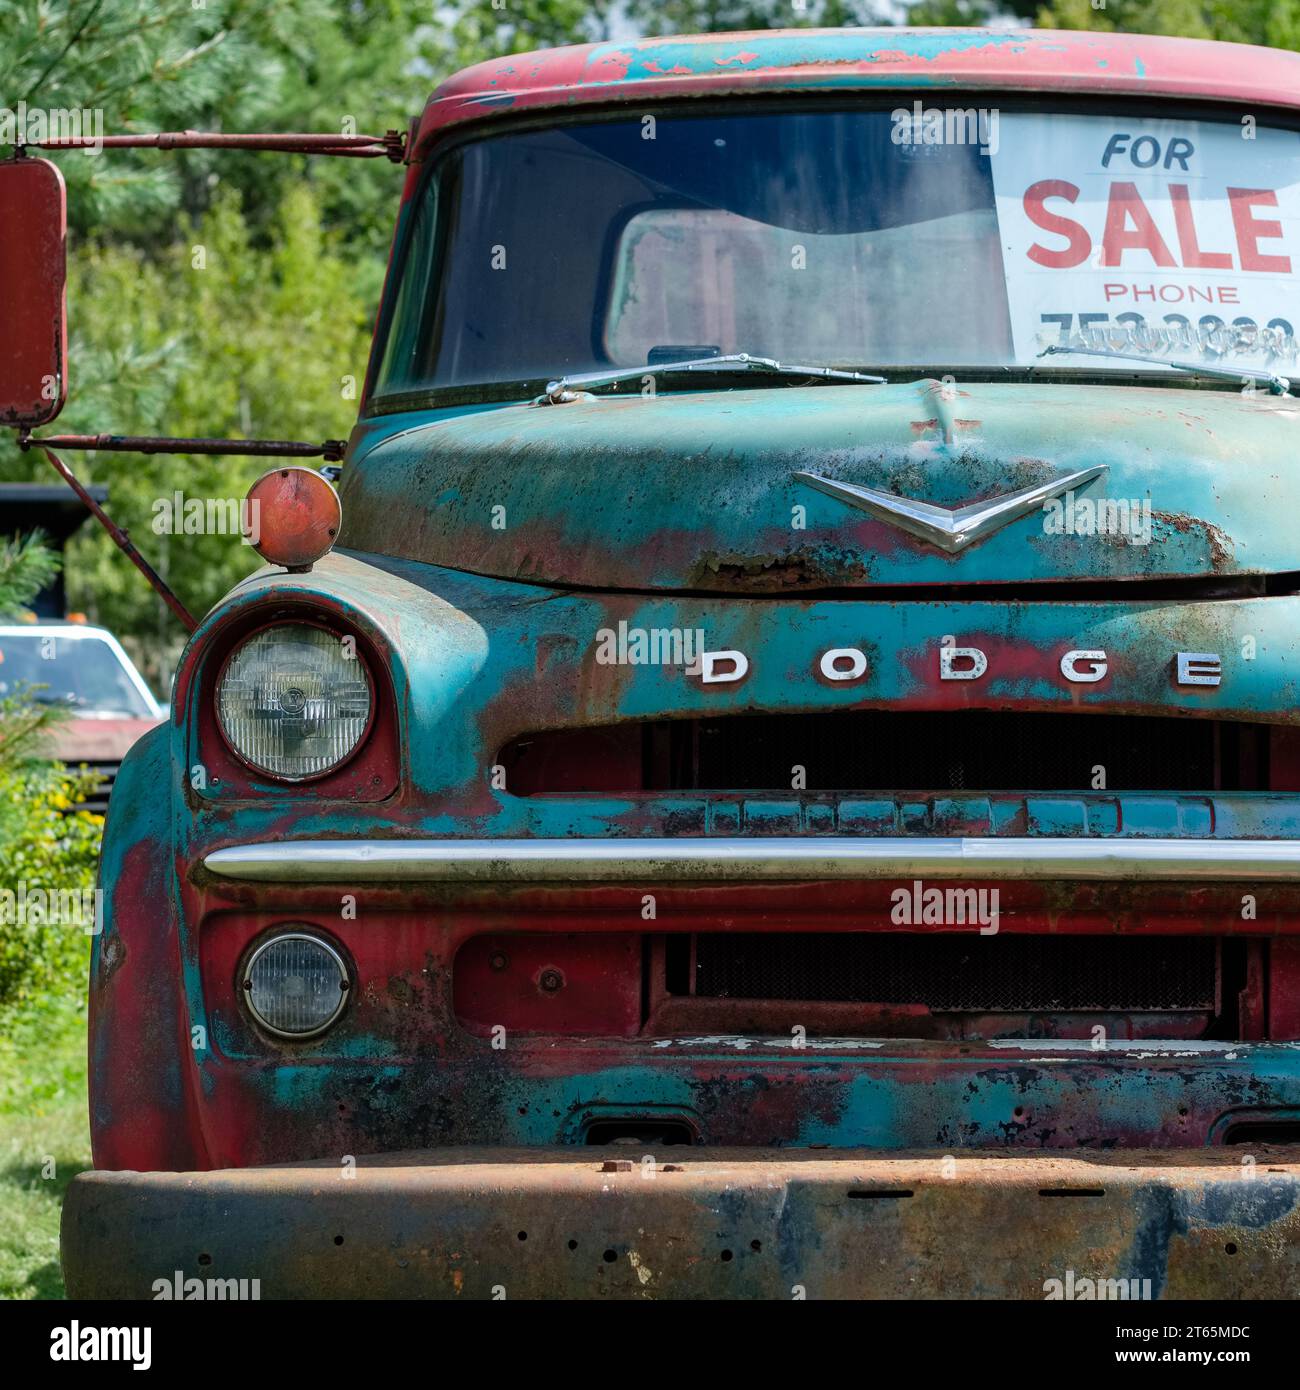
375, 103, 1300, 395
0, 634, 156, 718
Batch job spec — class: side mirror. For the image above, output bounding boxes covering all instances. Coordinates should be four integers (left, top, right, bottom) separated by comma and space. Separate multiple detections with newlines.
0, 156, 68, 427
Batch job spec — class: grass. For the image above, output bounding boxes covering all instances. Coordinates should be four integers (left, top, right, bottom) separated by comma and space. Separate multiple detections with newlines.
0, 995, 90, 1299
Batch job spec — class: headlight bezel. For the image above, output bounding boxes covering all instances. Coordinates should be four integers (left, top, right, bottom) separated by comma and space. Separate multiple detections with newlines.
214, 616, 378, 784
240, 927, 353, 1040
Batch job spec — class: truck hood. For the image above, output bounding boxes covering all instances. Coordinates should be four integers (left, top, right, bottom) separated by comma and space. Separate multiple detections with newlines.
341, 380, 1300, 592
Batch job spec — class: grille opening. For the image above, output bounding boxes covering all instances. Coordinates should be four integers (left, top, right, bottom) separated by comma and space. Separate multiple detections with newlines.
664, 936, 692, 995
455, 931, 1262, 1043
1221, 1121, 1300, 1145
672, 932, 1222, 1013
583, 1119, 695, 1146
502, 712, 1270, 796
1211, 934, 1252, 1041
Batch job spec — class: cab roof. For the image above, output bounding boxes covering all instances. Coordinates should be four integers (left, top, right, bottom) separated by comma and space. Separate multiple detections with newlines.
416, 27, 1300, 149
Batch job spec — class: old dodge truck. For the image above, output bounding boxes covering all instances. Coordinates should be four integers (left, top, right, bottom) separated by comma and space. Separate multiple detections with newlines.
61, 27, 1300, 1298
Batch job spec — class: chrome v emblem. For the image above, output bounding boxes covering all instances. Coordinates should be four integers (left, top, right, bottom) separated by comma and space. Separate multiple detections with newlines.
794, 465, 1108, 554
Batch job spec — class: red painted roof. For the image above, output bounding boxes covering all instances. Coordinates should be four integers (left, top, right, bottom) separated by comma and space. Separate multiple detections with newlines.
417, 27, 1300, 148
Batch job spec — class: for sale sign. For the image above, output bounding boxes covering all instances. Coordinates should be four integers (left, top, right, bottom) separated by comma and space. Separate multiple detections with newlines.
991, 114, 1300, 371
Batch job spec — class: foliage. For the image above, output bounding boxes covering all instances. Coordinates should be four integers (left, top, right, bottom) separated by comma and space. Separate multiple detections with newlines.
0, 534, 99, 1031
902, 0, 1300, 41
0, 0, 442, 267
0, 995, 89, 1299
0, 534, 70, 799
433, 0, 612, 76
623, 0, 896, 31
0, 532, 60, 621
1030, 0, 1300, 46
0, 464, 101, 1308
0, 757, 101, 1024
622, 0, 1300, 46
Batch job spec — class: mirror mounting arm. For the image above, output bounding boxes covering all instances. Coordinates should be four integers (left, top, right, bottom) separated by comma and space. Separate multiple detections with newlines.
21, 431, 347, 460
14, 429, 354, 633
33, 442, 198, 633
22, 129, 408, 163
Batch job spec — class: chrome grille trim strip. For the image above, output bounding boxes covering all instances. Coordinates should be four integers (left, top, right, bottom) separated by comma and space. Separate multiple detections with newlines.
204, 837, 1300, 883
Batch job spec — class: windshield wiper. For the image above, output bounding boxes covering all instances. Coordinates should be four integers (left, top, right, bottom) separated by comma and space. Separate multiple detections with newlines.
1037, 344, 1294, 396
542, 353, 885, 402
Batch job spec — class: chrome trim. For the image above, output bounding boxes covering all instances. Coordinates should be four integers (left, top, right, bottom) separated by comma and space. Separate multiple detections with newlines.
204, 837, 1300, 883
794, 465, 1107, 553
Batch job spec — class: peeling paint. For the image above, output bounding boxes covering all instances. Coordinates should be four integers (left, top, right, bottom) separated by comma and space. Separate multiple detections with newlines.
416, 30, 1300, 146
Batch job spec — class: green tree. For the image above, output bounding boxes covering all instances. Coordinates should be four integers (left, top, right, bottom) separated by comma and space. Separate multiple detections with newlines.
0, 1, 439, 264
434, 0, 613, 73
903, 0, 1300, 44
622, 0, 897, 31
0, 184, 373, 684
1032, 0, 1300, 47
618, 0, 1300, 48
0, 1, 605, 678
0, 533, 59, 622
0, 533, 61, 767
0, 1, 607, 276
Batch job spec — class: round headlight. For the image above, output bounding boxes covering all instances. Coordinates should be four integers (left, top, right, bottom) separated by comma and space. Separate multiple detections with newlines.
243, 931, 349, 1037
216, 623, 372, 779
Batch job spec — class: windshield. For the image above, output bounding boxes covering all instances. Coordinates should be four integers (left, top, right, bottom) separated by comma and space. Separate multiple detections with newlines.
0, 633, 157, 718
375, 103, 1300, 395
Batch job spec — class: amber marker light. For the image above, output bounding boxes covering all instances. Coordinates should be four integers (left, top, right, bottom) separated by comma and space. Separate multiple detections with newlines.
244, 465, 341, 571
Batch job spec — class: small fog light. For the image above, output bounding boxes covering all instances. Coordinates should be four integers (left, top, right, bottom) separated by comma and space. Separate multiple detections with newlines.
243, 931, 349, 1037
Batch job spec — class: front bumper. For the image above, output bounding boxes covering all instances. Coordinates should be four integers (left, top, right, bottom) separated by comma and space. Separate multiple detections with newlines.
61, 1147, 1300, 1299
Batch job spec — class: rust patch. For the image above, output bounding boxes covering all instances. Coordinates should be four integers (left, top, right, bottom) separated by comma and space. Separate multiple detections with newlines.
62, 1147, 1300, 1299
99, 933, 126, 983
693, 549, 870, 590
909, 417, 980, 439
1152, 511, 1235, 570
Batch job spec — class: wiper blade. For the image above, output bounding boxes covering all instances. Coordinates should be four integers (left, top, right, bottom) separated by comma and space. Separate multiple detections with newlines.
1037, 344, 1294, 396
543, 353, 885, 402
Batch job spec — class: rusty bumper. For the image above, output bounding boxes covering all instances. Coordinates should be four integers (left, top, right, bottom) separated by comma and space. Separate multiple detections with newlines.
61, 1146, 1300, 1299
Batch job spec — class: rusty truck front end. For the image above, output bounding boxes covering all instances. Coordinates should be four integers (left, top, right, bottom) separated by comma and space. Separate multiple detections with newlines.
63, 27, 1300, 1299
